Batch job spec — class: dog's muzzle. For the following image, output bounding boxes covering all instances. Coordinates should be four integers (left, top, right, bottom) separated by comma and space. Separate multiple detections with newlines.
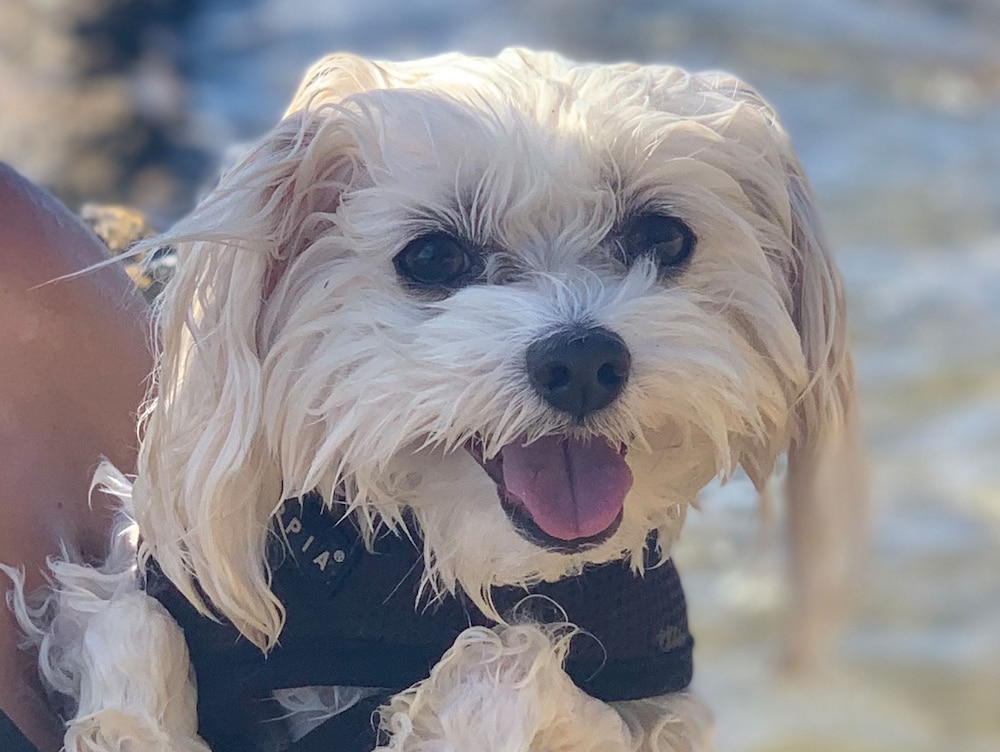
463, 325, 634, 551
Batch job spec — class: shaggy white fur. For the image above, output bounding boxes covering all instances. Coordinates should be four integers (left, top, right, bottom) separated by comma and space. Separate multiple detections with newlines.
4, 48, 864, 752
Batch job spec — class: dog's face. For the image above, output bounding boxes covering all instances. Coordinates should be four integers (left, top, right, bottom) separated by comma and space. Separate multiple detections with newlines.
137, 49, 858, 647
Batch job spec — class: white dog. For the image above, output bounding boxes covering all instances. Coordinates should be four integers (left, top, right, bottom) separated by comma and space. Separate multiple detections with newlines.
6, 48, 865, 752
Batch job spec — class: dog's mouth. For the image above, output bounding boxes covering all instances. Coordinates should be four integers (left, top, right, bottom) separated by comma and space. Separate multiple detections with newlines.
465, 434, 633, 553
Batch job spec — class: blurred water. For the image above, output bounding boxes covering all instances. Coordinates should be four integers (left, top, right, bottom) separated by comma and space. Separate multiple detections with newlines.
184, 1, 1000, 749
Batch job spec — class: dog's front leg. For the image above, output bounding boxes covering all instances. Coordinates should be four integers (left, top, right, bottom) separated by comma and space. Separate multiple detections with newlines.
61, 589, 210, 752
5, 560, 210, 752
375, 624, 633, 752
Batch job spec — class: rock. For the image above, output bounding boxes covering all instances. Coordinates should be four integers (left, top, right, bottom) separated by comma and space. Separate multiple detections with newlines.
80, 203, 175, 302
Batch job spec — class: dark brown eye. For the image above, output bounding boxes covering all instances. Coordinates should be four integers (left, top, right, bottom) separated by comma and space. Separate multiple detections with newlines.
622, 213, 696, 271
393, 233, 480, 289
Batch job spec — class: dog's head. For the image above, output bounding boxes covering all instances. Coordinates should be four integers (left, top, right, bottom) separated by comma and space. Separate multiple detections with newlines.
134, 49, 863, 653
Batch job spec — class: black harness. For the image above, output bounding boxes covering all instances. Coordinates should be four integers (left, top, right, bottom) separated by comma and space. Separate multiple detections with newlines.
145, 493, 693, 752
0, 710, 41, 752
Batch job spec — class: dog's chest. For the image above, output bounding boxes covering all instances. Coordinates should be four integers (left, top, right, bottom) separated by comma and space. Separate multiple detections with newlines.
145, 494, 694, 751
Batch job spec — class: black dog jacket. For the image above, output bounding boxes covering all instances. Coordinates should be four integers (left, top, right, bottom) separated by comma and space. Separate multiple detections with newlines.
145, 492, 694, 752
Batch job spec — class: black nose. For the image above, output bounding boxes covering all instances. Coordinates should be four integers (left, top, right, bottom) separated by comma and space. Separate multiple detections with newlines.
526, 326, 631, 420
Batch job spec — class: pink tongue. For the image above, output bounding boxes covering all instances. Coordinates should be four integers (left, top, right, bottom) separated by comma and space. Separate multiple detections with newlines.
500, 436, 633, 541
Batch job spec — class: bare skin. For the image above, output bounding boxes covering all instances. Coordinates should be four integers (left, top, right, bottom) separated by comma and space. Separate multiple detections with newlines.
0, 163, 153, 751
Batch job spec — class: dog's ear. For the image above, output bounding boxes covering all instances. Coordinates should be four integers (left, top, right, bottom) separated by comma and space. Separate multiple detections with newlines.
132, 61, 377, 649
704, 75, 868, 667
781, 159, 868, 668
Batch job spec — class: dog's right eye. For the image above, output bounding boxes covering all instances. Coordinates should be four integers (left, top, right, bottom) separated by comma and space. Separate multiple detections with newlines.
393, 233, 480, 290
620, 213, 696, 274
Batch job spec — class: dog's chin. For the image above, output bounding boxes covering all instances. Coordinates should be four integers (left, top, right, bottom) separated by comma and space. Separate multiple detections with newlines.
465, 434, 631, 554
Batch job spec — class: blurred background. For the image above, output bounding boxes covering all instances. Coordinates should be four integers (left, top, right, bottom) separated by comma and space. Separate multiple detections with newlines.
2, 0, 998, 749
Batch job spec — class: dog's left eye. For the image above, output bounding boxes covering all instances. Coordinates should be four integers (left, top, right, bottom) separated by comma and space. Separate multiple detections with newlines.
393, 233, 480, 290
621, 213, 696, 272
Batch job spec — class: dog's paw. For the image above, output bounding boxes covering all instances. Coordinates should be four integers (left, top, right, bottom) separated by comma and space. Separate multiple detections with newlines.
614, 694, 714, 752
63, 710, 211, 752
376, 623, 633, 752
